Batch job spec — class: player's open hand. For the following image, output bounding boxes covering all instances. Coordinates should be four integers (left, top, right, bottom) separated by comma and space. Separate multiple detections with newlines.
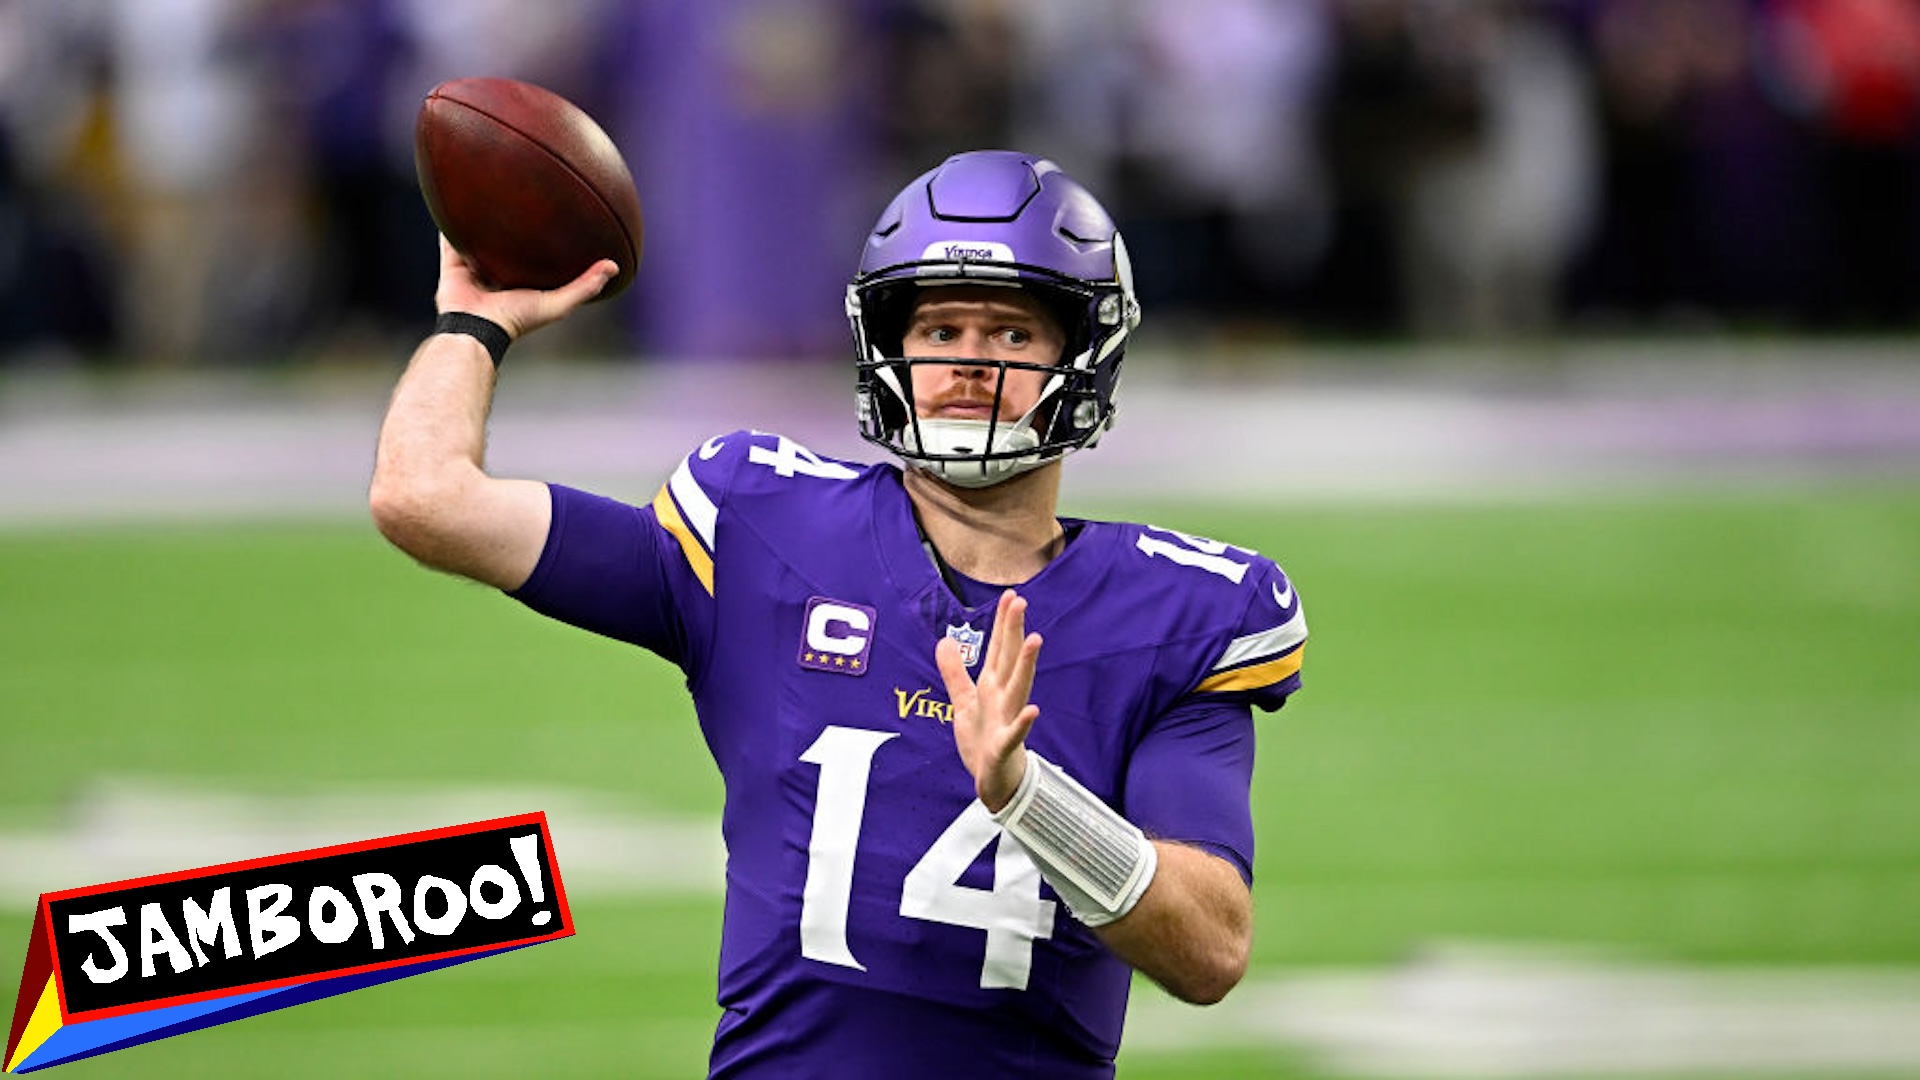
433, 235, 617, 342
936, 589, 1042, 813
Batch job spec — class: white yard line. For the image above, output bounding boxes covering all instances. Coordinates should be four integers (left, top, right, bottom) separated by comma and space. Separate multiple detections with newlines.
1128, 942, 1920, 1075
0, 778, 723, 904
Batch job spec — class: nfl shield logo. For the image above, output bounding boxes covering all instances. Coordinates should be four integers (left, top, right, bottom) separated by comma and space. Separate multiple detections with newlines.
945, 623, 984, 668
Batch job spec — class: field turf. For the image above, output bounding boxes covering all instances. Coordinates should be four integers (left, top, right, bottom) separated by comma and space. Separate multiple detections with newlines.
2, 486, 1917, 1077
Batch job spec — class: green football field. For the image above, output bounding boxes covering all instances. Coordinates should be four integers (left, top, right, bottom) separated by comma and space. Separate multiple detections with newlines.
3, 486, 1918, 1077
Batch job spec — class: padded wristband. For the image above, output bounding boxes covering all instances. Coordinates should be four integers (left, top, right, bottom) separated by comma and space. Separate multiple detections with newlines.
992, 750, 1158, 928
433, 311, 512, 367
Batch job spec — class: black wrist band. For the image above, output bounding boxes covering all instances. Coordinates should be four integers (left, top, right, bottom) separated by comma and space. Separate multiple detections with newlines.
433, 311, 512, 367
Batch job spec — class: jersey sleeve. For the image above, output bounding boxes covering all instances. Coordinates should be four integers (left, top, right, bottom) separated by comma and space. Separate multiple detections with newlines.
506, 431, 751, 672
1189, 559, 1306, 712
1117, 539, 1305, 885
1122, 695, 1258, 883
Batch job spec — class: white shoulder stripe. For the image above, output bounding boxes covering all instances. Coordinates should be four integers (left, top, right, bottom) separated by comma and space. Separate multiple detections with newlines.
1212, 609, 1308, 672
667, 456, 718, 550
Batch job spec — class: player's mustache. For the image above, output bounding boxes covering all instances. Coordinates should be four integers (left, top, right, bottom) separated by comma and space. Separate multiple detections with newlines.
927, 389, 1002, 412
916, 366, 1006, 413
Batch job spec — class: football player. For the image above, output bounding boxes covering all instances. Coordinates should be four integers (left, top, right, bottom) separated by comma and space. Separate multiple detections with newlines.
371, 150, 1306, 1078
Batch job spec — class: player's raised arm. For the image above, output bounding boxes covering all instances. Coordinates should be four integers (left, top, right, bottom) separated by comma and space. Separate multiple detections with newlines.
369, 238, 617, 590
941, 589, 1255, 1006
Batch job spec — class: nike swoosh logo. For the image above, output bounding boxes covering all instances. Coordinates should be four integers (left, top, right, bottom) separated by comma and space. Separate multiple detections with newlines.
698, 437, 726, 460
1271, 580, 1294, 610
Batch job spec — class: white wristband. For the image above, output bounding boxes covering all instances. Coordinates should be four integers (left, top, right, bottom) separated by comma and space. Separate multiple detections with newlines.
992, 750, 1158, 928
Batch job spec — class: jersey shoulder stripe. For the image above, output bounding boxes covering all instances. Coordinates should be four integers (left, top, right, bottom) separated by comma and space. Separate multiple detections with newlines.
651, 483, 714, 595
1184, 556, 1307, 706
670, 450, 721, 545
1211, 607, 1307, 672
649, 437, 735, 596
647, 430, 872, 599
1195, 645, 1303, 694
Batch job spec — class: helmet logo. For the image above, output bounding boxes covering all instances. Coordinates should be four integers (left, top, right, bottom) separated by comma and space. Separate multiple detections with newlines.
920, 240, 1015, 265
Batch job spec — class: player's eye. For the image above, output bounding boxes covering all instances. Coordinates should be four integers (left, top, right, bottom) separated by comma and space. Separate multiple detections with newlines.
998, 327, 1032, 347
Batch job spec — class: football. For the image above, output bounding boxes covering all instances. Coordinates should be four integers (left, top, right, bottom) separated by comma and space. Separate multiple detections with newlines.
414, 77, 643, 300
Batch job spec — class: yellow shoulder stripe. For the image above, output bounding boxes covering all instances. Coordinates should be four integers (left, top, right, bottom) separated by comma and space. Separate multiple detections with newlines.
652, 485, 714, 596
1195, 646, 1303, 694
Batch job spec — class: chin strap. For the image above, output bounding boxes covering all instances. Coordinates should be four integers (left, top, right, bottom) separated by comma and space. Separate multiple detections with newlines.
903, 418, 1045, 488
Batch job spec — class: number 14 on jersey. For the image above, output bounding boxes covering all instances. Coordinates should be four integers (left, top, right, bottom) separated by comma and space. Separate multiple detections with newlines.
799, 726, 1057, 991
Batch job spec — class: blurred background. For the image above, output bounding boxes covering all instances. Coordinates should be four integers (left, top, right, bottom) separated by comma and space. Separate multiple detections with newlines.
3, 1, 1920, 1078
2, 0, 1920, 365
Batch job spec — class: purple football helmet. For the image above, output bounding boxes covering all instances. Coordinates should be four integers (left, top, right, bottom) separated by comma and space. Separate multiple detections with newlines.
848, 151, 1142, 487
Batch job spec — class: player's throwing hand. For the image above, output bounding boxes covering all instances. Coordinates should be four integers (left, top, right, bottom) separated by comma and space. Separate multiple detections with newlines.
434, 235, 616, 342
937, 589, 1043, 813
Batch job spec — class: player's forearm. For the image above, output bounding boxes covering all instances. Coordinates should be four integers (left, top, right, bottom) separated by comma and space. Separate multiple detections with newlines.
982, 742, 1253, 1004
1092, 842, 1252, 1005
369, 333, 537, 585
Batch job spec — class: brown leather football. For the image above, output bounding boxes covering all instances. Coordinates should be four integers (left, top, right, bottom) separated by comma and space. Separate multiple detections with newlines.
415, 78, 643, 300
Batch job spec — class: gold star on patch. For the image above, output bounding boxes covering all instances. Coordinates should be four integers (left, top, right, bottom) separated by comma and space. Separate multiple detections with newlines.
834, 656, 846, 667
803, 652, 816, 663
851, 659, 861, 670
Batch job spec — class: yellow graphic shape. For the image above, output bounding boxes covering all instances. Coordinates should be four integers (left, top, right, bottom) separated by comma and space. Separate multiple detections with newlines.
5, 974, 61, 1074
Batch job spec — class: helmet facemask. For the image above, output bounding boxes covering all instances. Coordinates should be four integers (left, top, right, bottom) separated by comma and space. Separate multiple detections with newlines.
851, 274, 1124, 488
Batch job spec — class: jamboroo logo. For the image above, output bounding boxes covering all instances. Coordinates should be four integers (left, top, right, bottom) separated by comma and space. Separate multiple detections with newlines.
920, 240, 1016, 265
3, 815, 571, 1074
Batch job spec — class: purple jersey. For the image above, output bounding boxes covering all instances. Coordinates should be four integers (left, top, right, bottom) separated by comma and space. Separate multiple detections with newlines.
510, 431, 1305, 1078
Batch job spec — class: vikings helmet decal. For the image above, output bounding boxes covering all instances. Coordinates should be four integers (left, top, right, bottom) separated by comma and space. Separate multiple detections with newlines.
848, 151, 1142, 488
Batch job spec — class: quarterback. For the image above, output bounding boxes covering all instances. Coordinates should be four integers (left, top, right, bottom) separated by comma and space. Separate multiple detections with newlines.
371, 151, 1306, 1077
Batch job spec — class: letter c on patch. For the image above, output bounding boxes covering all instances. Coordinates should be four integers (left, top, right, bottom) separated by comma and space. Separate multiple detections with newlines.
800, 596, 877, 675
807, 603, 871, 656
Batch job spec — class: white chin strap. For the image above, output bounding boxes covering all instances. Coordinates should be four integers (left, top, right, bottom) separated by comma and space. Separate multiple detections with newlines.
903, 417, 1044, 488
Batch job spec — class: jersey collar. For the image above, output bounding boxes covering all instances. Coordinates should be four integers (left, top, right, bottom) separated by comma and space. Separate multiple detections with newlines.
869, 464, 1107, 637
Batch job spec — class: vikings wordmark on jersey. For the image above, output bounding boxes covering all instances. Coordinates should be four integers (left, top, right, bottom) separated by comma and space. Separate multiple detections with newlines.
510, 431, 1304, 1078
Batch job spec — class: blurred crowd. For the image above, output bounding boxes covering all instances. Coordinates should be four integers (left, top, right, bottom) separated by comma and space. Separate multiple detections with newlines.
1, 0, 1917, 366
